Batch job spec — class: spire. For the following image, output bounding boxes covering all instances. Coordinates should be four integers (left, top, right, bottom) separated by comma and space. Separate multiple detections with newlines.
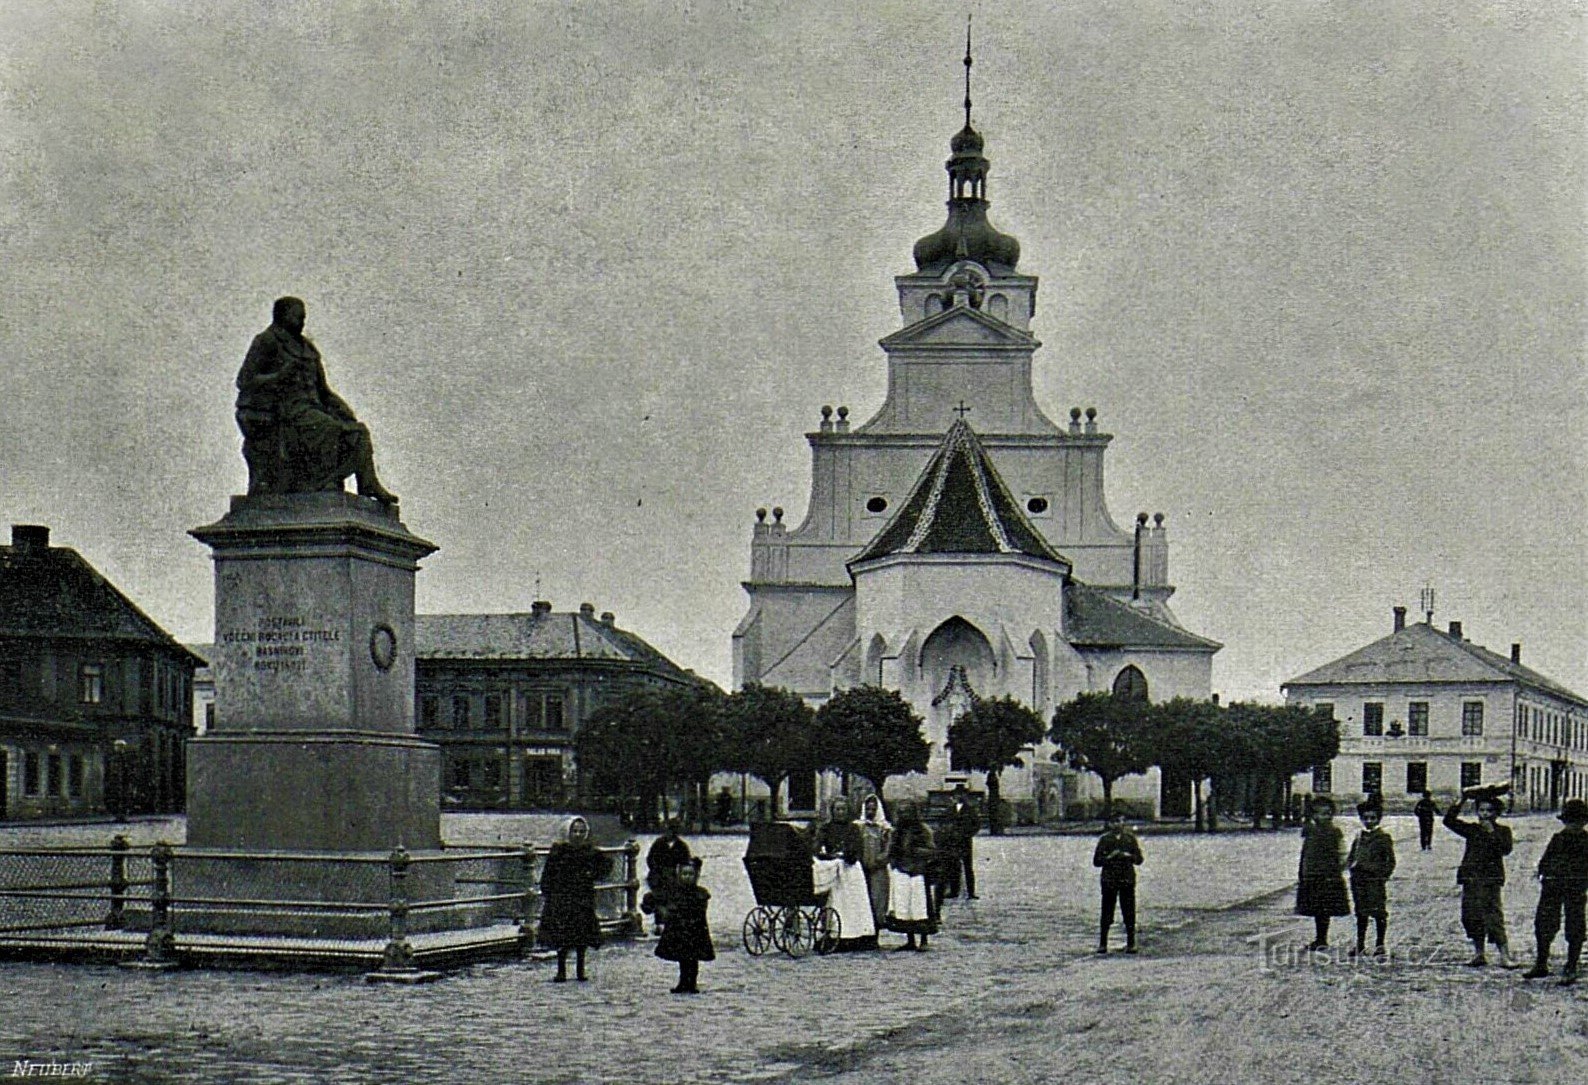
912, 22, 1021, 275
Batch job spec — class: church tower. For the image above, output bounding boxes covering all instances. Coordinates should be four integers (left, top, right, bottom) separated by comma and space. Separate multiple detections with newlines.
734, 32, 1218, 818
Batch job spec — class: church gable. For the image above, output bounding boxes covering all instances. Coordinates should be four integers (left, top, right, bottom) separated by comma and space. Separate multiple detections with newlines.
879, 305, 1036, 350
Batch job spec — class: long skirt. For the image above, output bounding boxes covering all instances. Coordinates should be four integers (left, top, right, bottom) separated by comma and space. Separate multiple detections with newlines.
814, 858, 876, 942
863, 864, 890, 927
886, 871, 938, 935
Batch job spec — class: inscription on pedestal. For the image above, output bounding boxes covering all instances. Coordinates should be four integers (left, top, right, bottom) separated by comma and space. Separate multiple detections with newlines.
220, 615, 343, 676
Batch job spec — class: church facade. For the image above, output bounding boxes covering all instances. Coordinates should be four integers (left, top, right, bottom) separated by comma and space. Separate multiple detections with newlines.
733, 84, 1219, 820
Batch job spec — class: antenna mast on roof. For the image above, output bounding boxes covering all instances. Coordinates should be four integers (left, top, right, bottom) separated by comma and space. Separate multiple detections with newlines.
1419, 585, 1435, 625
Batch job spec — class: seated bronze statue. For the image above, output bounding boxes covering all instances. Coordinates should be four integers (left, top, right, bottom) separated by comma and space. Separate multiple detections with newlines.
236, 296, 397, 505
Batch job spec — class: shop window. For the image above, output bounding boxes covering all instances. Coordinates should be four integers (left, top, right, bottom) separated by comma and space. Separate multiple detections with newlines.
448, 758, 471, 791
482, 759, 502, 791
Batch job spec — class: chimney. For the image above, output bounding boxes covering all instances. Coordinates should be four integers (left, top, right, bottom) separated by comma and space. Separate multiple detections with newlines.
579, 603, 595, 618
10, 524, 49, 551
530, 600, 552, 617
1511, 643, 1522, 665
1448, 620, 1463, 640
600, 611, 615, 626
1393, 606, 1406, 632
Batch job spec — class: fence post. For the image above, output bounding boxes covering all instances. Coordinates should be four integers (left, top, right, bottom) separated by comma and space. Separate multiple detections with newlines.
123, 841, 178, 970
622, 839, 643, 934
517, 843, 538, 946
105, 834, 128, 931
366, 845, 439, 984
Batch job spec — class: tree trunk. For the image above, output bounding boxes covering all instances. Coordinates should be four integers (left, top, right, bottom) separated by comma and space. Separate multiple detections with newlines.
1206, 779, 1219, 833
987, 771, 1004, 836
1193, 777, 1204, 832
1250, 774, 1264, 831
1101, 776, 1114, 820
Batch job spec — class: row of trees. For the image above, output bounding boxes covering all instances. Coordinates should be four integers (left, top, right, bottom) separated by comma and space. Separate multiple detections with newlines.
575, 682, 1337, 832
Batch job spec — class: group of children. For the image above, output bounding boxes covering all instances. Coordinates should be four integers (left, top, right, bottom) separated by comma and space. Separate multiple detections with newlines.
1292, 788, 1588, 985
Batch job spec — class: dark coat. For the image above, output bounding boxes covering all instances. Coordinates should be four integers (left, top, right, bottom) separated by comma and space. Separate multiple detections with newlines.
1443, 807, 1513, 885
948, 799, 981, 850
1093, 828, 1145, 887
1413, 797, 1440, 824
890, 819, 936, 877
1347, 827, 1396, 917
648, 885, 715, 963
537, 842, 613, 950
1538, 825, 1588, 889
1295, 820, 1349, 918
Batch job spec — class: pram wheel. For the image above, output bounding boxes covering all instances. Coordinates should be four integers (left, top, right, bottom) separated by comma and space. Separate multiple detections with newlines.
775, 906, 813, 957
742, 906, 777, 957
811, 906, 841, 955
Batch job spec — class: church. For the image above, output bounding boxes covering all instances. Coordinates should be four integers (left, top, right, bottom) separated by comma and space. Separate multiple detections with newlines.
732, 53, 1219, 821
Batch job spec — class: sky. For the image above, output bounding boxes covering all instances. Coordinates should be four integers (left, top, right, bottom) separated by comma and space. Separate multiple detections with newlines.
1, 1, 1583, 702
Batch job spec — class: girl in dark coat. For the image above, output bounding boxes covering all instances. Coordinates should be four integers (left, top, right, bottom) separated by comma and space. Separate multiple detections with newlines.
1295, 797, 1349, 949
645, 856, 714, 994
537, 816, 613, 982
1346, 798, 1396, 958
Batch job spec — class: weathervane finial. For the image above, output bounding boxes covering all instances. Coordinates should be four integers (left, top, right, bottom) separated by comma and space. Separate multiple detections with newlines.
963, 14, 974, 129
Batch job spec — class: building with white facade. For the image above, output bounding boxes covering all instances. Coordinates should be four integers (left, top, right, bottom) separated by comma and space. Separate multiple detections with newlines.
1284, 606, 1588, 813
733, 66, 1219, 819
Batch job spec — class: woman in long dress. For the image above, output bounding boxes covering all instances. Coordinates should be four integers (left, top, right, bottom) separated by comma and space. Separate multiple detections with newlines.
854, 793, 892, 931
537, 816, 613, 982
886, 799, 938, 951
813, 796, 878, 950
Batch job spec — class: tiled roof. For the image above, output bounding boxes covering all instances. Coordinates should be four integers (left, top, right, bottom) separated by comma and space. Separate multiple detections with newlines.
0, 538, 198, 660
1284, 621, 1587, 706
850, 420, 1066, 567
1064, 583, 1222, 651
415, 610, 698, 684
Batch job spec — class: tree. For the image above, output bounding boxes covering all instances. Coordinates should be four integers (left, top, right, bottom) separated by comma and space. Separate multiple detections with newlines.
575, 692, 668, 828
1218, 702, 1340, 830
721, 683, 816, 819
657, 683, 728, 833
1049, 692, 1153, 818
1144, 697, 1227, 832
814, 685, 929, 797
947, 695, 1045, 835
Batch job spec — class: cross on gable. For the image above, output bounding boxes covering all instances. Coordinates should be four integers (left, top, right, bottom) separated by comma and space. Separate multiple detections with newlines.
953, 401, 972, 420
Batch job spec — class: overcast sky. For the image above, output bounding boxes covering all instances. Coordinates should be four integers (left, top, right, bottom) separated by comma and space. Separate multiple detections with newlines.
2, 1, 1582, 701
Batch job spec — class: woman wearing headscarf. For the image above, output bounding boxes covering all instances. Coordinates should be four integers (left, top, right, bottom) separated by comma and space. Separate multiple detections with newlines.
854, 793, 892, 932
537, 816, 613, 982
813, 796, 877, 950
886, 799, 938, 951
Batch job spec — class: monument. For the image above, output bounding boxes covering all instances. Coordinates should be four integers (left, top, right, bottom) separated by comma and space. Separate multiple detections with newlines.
182, 297, 444, 937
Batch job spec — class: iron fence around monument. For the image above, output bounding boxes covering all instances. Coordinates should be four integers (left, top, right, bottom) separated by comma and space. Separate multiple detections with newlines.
0, 837, 642, 974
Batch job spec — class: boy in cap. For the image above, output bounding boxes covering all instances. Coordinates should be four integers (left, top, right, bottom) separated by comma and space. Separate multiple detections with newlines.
1346, 796, 1396, 958
1522, 797, 1588, 985
1092, 810, 1144, 954
1443, 786, 1518, 967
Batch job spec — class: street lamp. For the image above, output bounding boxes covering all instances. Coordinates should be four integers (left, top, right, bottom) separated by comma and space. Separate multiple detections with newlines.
110, 738, 129, 823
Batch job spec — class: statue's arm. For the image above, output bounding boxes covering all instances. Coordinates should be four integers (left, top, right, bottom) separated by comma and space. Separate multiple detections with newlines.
314, 360, 357, 421
237, 336, 284, 392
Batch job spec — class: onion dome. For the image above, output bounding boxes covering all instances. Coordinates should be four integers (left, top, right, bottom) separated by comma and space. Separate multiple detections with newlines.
912, 24, 1021, 274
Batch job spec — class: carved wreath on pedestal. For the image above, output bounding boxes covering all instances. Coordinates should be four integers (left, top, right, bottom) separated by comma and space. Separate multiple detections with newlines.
369, 624, 398, 671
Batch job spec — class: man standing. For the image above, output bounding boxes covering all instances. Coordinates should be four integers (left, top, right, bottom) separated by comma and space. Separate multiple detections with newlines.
1093, 810, 1144, 954
1413, 791, 1440, 852
948, 784, 981, 900
1444, 788, 1518, 968
236, 296, 398, 504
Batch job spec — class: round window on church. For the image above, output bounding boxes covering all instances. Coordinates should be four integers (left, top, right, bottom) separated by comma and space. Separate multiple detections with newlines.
865, 496, 888, 514
1026, 497, 1049, 515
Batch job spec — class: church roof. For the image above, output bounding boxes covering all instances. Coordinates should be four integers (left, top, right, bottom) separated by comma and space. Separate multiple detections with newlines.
1064, 583, 1222, 652
415, 608, 700, 685
1284, 621, 1586, 705
849, 420, 1067, 568
0, 525, 200, 662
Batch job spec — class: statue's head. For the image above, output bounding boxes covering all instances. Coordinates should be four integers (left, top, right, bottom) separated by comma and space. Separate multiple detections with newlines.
272, 296, 307, 335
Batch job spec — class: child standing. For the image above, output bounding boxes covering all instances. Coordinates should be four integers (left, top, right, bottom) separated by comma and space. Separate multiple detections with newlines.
537, 816, 613, 982
1522, 797, 1588, 985
1346, 798, 1396, 958
1443, 788, 1518, 967
647, 857, 714, 994
1295, 796, 1350, 950
1092, 810, 1144, 954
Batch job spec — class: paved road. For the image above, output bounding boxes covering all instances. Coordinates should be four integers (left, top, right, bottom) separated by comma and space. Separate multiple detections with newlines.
1, 815, 1582, 1083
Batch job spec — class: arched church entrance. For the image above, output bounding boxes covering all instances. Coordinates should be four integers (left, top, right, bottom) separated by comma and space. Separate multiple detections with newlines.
921, 617, 996, 772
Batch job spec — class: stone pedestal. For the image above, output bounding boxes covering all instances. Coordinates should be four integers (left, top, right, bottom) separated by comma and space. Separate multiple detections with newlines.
182, 494, 449, 936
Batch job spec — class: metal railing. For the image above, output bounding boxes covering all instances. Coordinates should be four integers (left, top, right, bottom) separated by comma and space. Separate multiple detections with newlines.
0, 836, 642, 976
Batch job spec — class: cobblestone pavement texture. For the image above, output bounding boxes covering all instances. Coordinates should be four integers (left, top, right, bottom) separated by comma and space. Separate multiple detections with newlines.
2, 815, 1585, 1083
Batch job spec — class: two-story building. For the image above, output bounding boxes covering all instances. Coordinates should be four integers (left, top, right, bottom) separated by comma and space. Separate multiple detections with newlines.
0, 524, 198, 820
1284, 606, 1588, 812
415, 602, 707, 809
